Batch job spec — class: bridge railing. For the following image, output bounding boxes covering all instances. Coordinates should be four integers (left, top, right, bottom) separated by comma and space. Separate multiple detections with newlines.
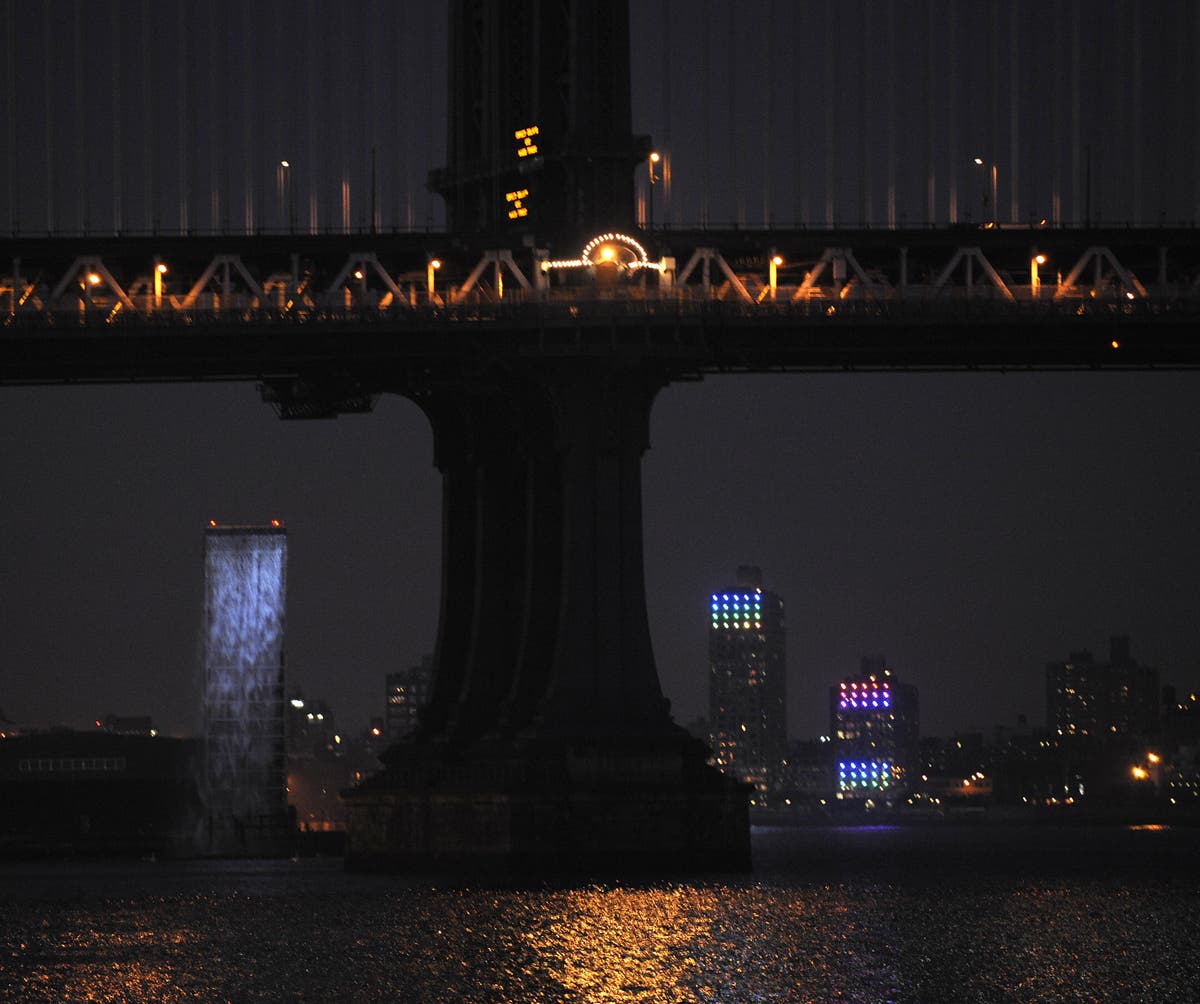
5, 287, 1200, 332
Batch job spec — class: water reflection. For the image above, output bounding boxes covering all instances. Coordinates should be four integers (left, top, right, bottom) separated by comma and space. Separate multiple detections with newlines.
3, 827, 1199, 1003
14, 919, 200, 1004
509, 883, 904, 1002
522, 886, 720, 1001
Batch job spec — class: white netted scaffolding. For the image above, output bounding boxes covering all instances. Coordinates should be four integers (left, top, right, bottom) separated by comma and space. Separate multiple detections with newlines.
202, 524, 288, 853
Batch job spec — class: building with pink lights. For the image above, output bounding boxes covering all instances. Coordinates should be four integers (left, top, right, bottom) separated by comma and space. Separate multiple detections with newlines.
830, 657, 919, 800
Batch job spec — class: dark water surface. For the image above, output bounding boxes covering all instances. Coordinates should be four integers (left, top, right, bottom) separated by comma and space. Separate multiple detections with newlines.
2, 825, 1198, 1003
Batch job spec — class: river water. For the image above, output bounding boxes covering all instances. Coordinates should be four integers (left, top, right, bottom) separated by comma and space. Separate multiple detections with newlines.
2, 824, 1198, 1003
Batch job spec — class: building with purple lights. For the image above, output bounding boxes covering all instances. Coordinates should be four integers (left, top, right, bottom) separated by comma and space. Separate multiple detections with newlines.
830, 656, 919, 800
708, 566, 786, 802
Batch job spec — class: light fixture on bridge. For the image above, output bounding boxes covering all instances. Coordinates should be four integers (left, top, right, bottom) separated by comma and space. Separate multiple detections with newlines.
515, 125, 540, 158
505, 188, 530, 220
153, 260, 168, 308
1030, 253, 1047, 298
278, 161, 294, 232
973, 155, 999, 224
427, 258, 442, 301
647, 152, 661, 229
768, 254, 783, 299
541, 232, 665, 274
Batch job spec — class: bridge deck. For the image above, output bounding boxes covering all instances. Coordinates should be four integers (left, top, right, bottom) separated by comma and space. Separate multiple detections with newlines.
4, 227, 1199, 390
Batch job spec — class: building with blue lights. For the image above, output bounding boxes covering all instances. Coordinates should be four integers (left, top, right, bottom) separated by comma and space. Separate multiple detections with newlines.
708, 566, 787, 801
830, 656, 919, 800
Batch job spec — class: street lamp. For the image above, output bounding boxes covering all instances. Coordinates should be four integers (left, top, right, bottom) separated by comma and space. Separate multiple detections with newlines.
647, 152, 660, 231
769, 254, 783, 300
1030, 252, 1046, 298
427, 258, 441, 303
278, 160, 294, 232
153, 260, 168, 310
974, 156, 998, 225
78, 271, 101, 317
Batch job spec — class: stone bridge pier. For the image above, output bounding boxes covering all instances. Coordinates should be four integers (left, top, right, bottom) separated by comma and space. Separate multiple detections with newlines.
343, 358, 750, 872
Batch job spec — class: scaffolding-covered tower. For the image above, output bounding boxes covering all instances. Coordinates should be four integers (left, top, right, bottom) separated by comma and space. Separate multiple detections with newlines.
202, 523, 290, 856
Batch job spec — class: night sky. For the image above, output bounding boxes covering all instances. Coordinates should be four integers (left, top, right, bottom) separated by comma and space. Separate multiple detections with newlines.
3, 1, 1200, 740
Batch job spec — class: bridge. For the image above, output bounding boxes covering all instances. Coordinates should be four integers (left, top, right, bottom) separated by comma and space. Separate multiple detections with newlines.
3, 0, 1200, 872
5, 221, 1199, 870
4, 225, 1200, 386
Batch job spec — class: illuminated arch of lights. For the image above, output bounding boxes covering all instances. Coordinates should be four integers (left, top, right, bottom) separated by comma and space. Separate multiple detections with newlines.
541, 231, 665, 273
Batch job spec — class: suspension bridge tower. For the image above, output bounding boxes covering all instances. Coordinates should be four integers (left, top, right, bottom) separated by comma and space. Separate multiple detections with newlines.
343, 0, 751, 872
429, 0, 651, 244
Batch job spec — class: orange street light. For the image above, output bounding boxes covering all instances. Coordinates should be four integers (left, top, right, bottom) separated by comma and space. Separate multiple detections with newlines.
153, 259, 168, 308
974, 156, 998, 223
647, 152, 661, 230
1030, 252, 1046, 298
427, 258, 441, 301
769, 254, 783, 299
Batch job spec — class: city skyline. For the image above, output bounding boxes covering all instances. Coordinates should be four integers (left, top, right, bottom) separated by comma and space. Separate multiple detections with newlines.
3, 1, 1200, 743
4, 6, 1200, 998
4, 374, 1200, 740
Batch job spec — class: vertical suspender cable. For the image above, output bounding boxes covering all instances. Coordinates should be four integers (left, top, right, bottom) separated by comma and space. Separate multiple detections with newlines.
111, 6, 121, 234
1071, 0, 1080, 224
177, 0, 188, 233
946, 3, 955, 224
1009, 5, 1019, 223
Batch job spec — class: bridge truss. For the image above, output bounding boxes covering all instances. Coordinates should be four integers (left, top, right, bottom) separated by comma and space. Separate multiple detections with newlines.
3, 227, 1200, 395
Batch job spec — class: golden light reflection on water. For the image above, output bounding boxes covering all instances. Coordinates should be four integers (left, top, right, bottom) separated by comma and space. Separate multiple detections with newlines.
16, 924, 201, 1004
521, 886, 722, 1002
29, 961, 195, 1003
6, 837, 1200, 1004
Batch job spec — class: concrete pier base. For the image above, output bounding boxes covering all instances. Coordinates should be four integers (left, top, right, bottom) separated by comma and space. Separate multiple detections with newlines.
201, 811, 292, 858
344, 735, 750, 873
